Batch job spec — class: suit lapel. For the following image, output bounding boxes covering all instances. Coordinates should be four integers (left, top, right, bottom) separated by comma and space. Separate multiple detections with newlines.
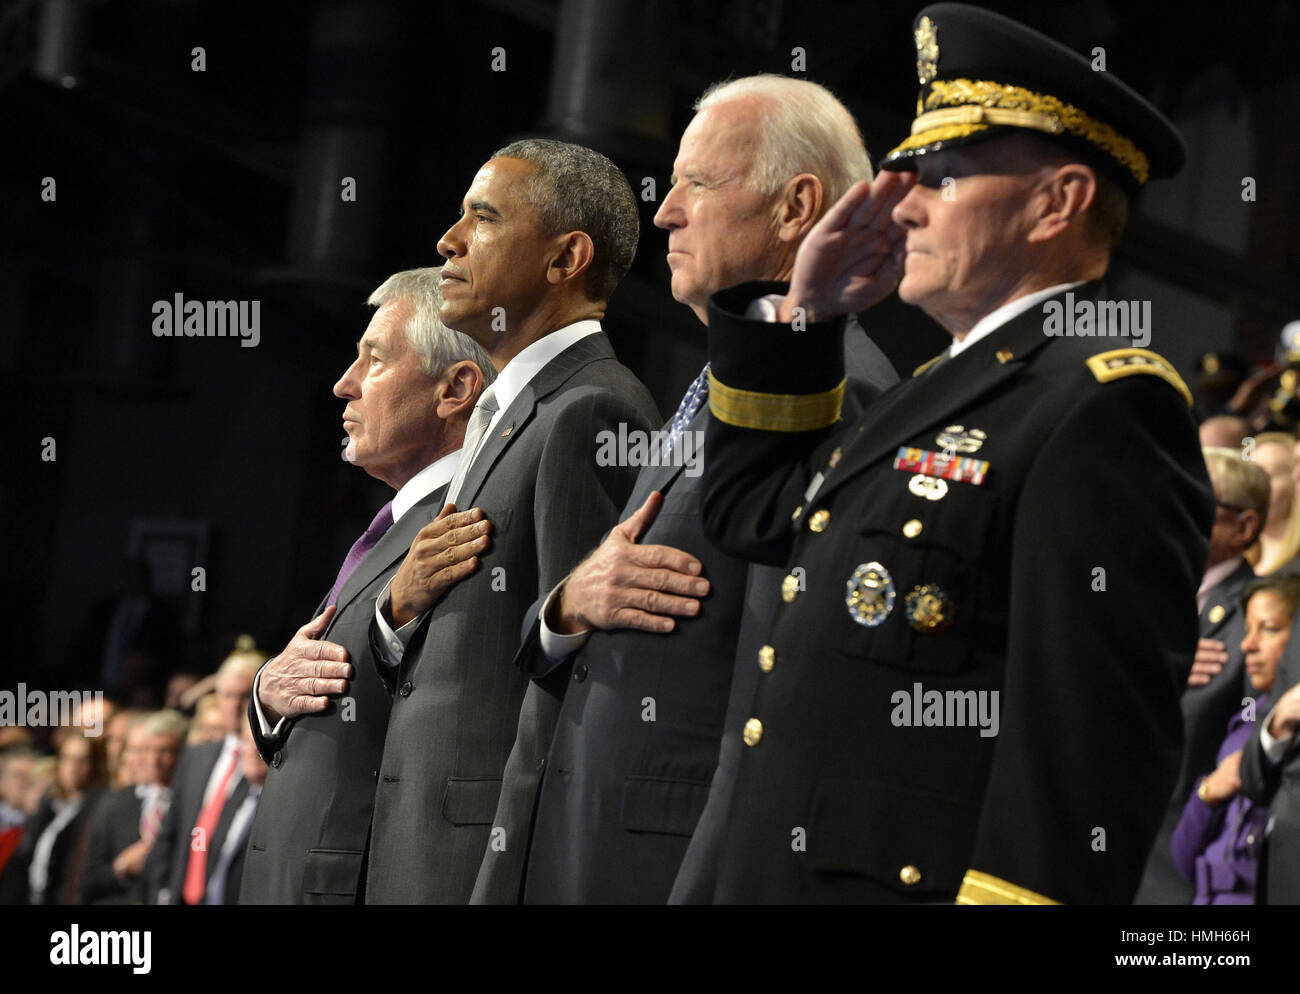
1198, 559, 1257, 636
327, 485, 449, 633
635, 407, 707, 501
456, 332, 619, 508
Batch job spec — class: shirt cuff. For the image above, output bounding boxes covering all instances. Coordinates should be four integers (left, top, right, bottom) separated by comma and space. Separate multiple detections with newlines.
251, 663, 289, 739
744, 294, 787, 322
374, 578, 424, 668
1261, 704, 1293, 764
538, 581, 592, 662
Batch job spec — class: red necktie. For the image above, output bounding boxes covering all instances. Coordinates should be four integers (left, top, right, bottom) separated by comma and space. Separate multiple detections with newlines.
182, 751, 238, 905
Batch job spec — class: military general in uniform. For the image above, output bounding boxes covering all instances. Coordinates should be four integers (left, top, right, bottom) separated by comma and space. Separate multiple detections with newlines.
695, 3, 1214, 903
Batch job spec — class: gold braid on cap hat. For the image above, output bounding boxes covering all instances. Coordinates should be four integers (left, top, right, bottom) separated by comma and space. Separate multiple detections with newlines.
890, 78, 1150, 185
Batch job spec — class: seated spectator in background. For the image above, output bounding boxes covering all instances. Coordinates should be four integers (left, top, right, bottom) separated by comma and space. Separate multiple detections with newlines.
1173, 575, 1300, 903
101, 705, 143, 788
0, 747, 36, 831
1247, 432, 1300, 575
1200, 415, 1250, 451
203, 719, 267, 905
188, 693, 225, 745
0, 734, 107, 904
79, 710, 186, 904
143, 638, 262, 904
1137, 448, 1269, 903
0, 748, 38, 881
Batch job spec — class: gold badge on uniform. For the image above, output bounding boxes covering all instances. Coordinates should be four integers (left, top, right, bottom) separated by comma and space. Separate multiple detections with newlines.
828, 447, 842, 469
905, 584, 955, 634
1208, 604, 1225, 624
936, 425, 987, 454
915, 15, 938, 86
846, 561, 896, 627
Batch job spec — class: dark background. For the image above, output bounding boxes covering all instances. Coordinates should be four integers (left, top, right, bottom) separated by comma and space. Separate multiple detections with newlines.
2, 0, 1296, 685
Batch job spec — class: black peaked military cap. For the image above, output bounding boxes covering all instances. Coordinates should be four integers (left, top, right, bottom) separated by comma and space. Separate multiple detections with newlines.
879, 3, 1186, 194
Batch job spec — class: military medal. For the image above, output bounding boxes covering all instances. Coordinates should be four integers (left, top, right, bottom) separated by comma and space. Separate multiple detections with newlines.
936, 425, 986, 454
845, 561, 896, 627
893, 446, 988, 485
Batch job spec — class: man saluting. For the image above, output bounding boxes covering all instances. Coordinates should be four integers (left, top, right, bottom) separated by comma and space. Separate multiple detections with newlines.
697, 3, 1213, 904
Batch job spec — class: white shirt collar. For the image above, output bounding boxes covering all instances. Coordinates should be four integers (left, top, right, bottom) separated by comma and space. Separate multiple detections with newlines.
392, 449, 461, 523
482, 320, 602, 433
948, 282, 1087, 359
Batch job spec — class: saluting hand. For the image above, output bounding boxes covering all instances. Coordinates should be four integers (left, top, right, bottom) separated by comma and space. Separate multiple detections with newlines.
778, 170, 915, 324
550, 491, 710, 636
388, 503, 491, 628
258, 605, 353, 724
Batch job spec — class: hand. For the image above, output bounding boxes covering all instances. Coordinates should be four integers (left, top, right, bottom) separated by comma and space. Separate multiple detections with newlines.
258, 605, 352, 724
778, 170, 915, 324
1199, 750, 1243, 806
1187, 638, 1229, 687
550, 491, 710, 635
112, 838, 151, 879
1267, 682, 1300, 740
388, 504, 491, 627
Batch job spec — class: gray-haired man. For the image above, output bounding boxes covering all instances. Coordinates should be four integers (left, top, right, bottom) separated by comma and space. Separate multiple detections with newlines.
240, 268, 495, 904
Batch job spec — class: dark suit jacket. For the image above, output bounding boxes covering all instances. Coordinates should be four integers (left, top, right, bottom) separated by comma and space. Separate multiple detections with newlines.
494, 326, 897, 904
208, 779, 255, 904
1240, 610, 1300, 903
1136, 558, 1257, 904
241, 484, 448, 904
0, 787, 105, 905
692, 281, 1211, 903
364, 330, 659, 903
78, 785, 147, 904
142, 739, 223, 904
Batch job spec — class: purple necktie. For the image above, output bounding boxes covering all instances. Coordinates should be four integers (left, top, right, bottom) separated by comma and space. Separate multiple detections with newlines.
327, 500, 394, 606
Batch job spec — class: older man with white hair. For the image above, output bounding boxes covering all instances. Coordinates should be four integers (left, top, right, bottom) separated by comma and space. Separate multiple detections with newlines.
473, 74, 899, 904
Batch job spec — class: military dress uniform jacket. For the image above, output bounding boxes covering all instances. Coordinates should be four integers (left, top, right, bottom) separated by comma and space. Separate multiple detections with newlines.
697, 280, 1213, 904
363, 331, 659, 904
1137, 558, 1257, 905
239, 485, 448, 905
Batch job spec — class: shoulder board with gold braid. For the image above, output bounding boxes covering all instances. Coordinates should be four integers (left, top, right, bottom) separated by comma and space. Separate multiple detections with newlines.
1085, 348, 1193, 407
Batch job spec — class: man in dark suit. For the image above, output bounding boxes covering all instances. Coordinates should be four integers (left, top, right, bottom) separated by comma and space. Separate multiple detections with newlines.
477, 76, 899, 905
204, 719, 267, 904
1137, 447, 1266, 903
239, 269, 495, 904
363, 139, 659, 903
693, 3, 1213, 903
79, 709, 185, 904
143, 646, 259, 904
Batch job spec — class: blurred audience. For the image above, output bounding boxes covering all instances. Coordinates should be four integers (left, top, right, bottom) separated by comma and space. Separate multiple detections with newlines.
79, 710, 187, 904
0, 734, 108, 904
188, 693, 226, 745
1173, 575, 1300, 902
1246, 432, 1300, 575
1200, 415, 1250, 451
1138, 447, 1269, 902
203, 718, 267, 905
143, 638, 263, 904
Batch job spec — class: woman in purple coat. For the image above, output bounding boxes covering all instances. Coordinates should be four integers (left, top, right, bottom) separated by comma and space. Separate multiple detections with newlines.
1172, 573, 1300, 903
